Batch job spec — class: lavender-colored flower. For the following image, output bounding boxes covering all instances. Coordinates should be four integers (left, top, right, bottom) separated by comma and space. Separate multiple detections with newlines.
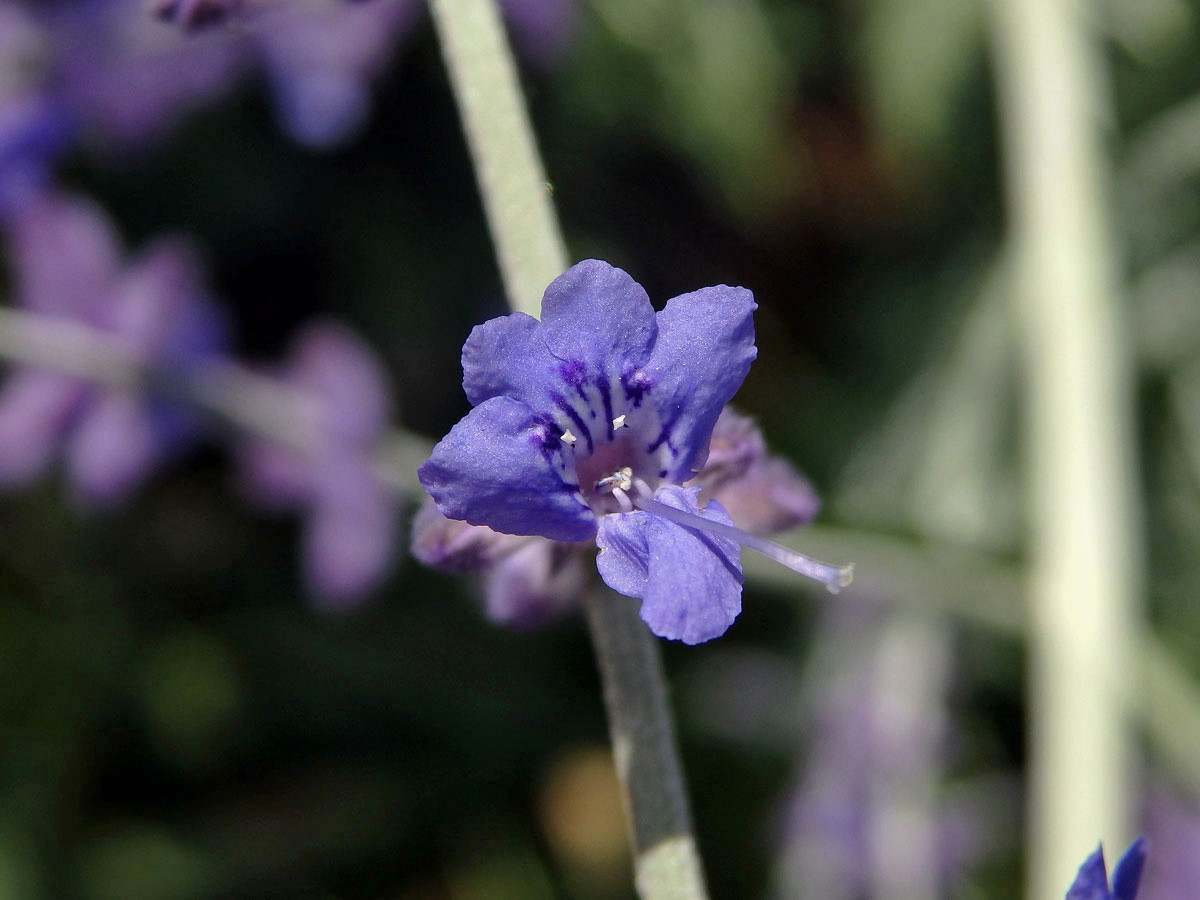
418, 259, 848, 644
44, 0, 250, 150
697, 407, 820, 534
0, 191, 226, 503
1139, 788, 1200, 899
1066, 838, 1147, 900
252, 0, 419, 149
239, 321, 397, 608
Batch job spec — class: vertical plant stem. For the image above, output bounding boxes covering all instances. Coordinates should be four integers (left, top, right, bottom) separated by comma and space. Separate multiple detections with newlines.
430, 4, 708, 898
989, 0, 1143, 896
427, 0, 568, 315
584, 590, 709, 900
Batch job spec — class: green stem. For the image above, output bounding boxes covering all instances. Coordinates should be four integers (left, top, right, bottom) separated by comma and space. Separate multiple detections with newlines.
429, 3, 709, 897
427, 0, 568, 315
989, 0, 1143, 893
584, 590, 709, 900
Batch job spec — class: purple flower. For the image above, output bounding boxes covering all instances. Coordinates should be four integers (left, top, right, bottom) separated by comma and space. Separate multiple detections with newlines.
252, 0, 419, 148
1066, 838, 1148, 900
0, 191, 226, 503
239, 321, 397, 609
418, 259, 848, 644
1139, 787, 1200, 899
44, 0, 250, 150
413, 407, 819, 631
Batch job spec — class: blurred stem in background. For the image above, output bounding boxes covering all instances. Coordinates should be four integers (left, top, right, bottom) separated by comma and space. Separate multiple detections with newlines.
989, 0, 1144, 896
428, 0, 709, 897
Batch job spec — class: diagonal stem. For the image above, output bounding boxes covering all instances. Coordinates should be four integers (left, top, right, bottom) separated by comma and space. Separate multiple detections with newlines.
428, 2, 710, 897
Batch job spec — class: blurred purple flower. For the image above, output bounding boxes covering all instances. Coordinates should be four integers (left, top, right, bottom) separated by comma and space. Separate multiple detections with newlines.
239, 321, 398, 609
1066, 838, 1147, 900
772, 601, 998, 899
41, 0, 251, 150
0, 191, 227, 504
699, 407, 820, 534
252, 0, 420, 148
0, 4, 73, 219
497, 0, 577, 65
1138, 787, 1200, 899
413, 402, 820, 631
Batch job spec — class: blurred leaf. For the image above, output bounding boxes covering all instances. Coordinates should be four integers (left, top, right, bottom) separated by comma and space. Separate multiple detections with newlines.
857, 0, 984, 165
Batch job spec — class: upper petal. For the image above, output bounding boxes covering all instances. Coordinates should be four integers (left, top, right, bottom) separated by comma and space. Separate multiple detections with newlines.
539, 260, 658, 375
642, 285, 756, 481
418, 395, 596, 542
461, 310, 561, 408
1065, 846, 1111, 900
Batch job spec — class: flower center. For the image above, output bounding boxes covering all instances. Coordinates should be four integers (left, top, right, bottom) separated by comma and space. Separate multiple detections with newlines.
573, 431, 657, 516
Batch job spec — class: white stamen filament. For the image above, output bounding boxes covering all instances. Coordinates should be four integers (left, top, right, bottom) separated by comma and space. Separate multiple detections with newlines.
632, 492, 854, 594
612, 414, 627, 430
561, 429, 577, 446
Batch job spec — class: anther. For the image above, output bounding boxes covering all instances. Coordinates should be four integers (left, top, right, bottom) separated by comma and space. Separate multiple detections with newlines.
595, 466, 634, 493
612, 414, 628, 430
561, 429, 577, 446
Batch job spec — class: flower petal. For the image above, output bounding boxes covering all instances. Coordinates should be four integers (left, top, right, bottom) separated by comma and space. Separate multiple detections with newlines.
410, 497, 528, 572
304, 453, 396, 609
539, 259, 657, 375
481, 539, 585, 628
709, 457, 820, 536
8, 193, 120, 320
0, 370, 85, 486
418, 396, 596, 542
595, 509, 651, 598
1111, 838, 1148, 900
1066, 846, 1111, 900
461, 310, 562, 408
65, 392, 158, 506
598, 485, 743, 645
642, 285, 756, 481
290, 321, 390, 446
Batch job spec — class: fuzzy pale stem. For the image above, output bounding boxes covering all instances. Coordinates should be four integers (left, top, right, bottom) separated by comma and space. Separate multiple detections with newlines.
584, 589, 709, 900
429, 4, 709, 898
427, 0, 568, 316
989, 0, 1143, 894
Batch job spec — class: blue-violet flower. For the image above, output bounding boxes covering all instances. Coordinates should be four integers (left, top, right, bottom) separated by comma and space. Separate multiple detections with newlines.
1066, 838, 1148, 900
418, 259, 850, 644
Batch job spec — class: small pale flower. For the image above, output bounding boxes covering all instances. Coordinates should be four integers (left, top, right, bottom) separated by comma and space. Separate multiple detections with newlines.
239, 321, 397, 608
0, 191, 226, 504
418, 259, 849, 644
